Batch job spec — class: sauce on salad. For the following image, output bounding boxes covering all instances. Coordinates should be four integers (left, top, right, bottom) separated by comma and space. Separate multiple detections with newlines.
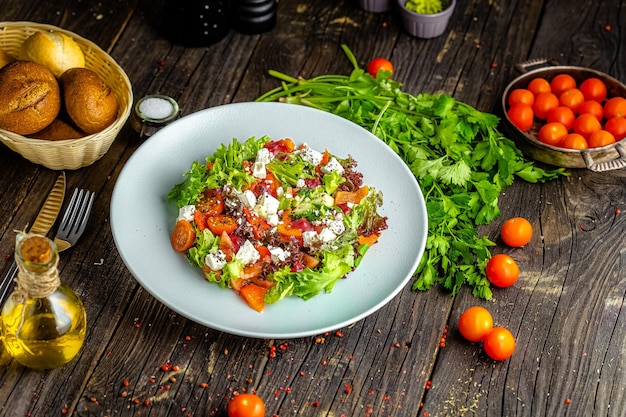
168, 136, 387, 312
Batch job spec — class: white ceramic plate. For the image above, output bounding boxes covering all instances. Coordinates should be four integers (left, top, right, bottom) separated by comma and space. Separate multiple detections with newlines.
111, 102, 427, 338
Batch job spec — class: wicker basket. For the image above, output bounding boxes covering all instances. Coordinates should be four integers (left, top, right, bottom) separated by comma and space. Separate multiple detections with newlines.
0, 21, 133, 170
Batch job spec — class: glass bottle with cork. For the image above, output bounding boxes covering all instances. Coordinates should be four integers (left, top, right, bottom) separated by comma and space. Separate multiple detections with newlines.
1, 232, 87, 369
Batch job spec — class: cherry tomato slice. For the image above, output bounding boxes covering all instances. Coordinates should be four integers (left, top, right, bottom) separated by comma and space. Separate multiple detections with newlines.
196, 188, 224, 216
171, 220, 196, 253
207, 214, 238, 235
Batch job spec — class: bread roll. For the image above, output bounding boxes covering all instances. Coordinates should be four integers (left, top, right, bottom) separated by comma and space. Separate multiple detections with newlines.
19, 31, 85, 78
60, 68, 118, 134
29, 117, 85, 141
0, 47, 15, 69
0, 61, 61, 135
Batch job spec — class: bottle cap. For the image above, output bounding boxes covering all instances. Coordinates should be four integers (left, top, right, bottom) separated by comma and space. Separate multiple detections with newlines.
130, 95, 180, 138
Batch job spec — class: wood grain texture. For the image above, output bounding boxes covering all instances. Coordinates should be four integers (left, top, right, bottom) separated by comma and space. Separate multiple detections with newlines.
0, 0, 624, 416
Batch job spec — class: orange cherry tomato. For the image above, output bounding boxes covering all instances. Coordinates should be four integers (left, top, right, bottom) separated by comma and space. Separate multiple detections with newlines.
587, 130, 616, 148
538, 122, 568, 146
604, 116, 626, 141
239, 284, 267, 312
604, 97, 626, 119
483, 327, 516, 361
458, 306, 494, 343
207, 214, 238, 235
579, 77, 607, 102
507, 104, 534, 131
560, 133, 589, 150
573, 113, 602, 139
228, 393, 266, 417
547, 106, 575, 131
578, 100, 604, 121
485, 254, 520, 288
196, 188, 225, 217
558, 88, 585, 114
508, 89, 535, 107
171, 219, 196, 253
500, 217, 533, 247
366, 57, 394, 78
550, 73, 577, 96
532, 92, 559, 120
527, 77, 551, 95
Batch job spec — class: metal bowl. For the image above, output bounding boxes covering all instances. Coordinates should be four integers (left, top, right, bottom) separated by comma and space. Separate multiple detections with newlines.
501, 59, 626, 172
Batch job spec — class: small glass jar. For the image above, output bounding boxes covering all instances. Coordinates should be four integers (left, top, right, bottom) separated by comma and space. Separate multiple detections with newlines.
1, 233, 87, 369
130, 95, 180, 139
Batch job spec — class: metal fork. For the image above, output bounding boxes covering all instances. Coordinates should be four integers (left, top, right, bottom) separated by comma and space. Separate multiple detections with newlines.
0, 188, 95, 306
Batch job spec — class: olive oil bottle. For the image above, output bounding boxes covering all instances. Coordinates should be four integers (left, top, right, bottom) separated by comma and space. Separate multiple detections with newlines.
1, 233, 86, 369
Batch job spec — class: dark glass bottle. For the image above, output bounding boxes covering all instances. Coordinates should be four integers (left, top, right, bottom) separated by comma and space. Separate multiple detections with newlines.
230, 0, 277, 35
160, 0, 230, 46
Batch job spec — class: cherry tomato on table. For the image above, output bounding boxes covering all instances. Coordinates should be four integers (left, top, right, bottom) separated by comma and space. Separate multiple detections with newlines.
483, 327, 516, 361
367, 57, 394, 78
228, 393, 266, 417
458, 306, 494, 342
171, 219, 196, 253
485, 254, 520, 288
500, 217, 532, 247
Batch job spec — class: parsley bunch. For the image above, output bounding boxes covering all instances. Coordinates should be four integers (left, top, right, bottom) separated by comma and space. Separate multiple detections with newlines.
256, 45, 566, 299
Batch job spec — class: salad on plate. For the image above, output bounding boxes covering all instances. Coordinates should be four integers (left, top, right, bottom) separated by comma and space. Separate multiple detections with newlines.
167, 136, 387, 312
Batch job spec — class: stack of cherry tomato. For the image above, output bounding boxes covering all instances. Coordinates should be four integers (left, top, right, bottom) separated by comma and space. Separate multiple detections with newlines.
507, 73, 626, 150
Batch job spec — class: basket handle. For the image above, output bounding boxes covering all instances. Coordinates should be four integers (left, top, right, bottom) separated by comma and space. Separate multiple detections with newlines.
582, 142, 626, 172
514, 58, 561, 74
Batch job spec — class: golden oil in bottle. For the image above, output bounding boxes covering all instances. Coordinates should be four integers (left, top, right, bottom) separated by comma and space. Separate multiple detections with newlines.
1, 233, 86, 369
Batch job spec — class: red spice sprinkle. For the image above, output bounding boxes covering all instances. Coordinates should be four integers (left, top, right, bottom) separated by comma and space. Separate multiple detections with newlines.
134, 323, 141, 328
123, 379, 130, 387
345, 388, 352, 394
616, 209, 621, 215
120, 391, 128, 398
565, 398, 571, 404
300, 371, 307, 376
170, 377, 177, 383
335, 331, 343, 337
185, 335, 192, 341
311, 401, 320, 407
149, 378, 156, 383
143, 399, 150, 406
424, 411, 429, 417
394, 342, 401, 348
133, 397, 141, 404
321, 360, 327, 365
172, 365, 180, 372
161, 363, 172, 372
61, 408, 68, 415
605, 25, 611, 31
90, 397, 98, 404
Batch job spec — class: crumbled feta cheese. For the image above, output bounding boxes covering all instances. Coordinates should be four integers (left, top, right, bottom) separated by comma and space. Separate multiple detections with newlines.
256, 192, 280, 217
321, 157, 344, 174
252, 161, 266, 179
205, 250, 227, 270
236, 240, 260, 265
302, 231, 318, 248
325, 219, 345, 235
276, 186, 285, 197
318, 227, 337, 243
266, 213, 279, 226
177, 205, 196, 222
300, 146, 323, 166
296, 178, 306, 188
239, 190, 257, 208
269, 246, 290, 264
256, 148, 272, 164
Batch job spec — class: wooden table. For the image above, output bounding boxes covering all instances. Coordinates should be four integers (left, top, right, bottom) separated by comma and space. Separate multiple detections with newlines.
1, 1, 625, 416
